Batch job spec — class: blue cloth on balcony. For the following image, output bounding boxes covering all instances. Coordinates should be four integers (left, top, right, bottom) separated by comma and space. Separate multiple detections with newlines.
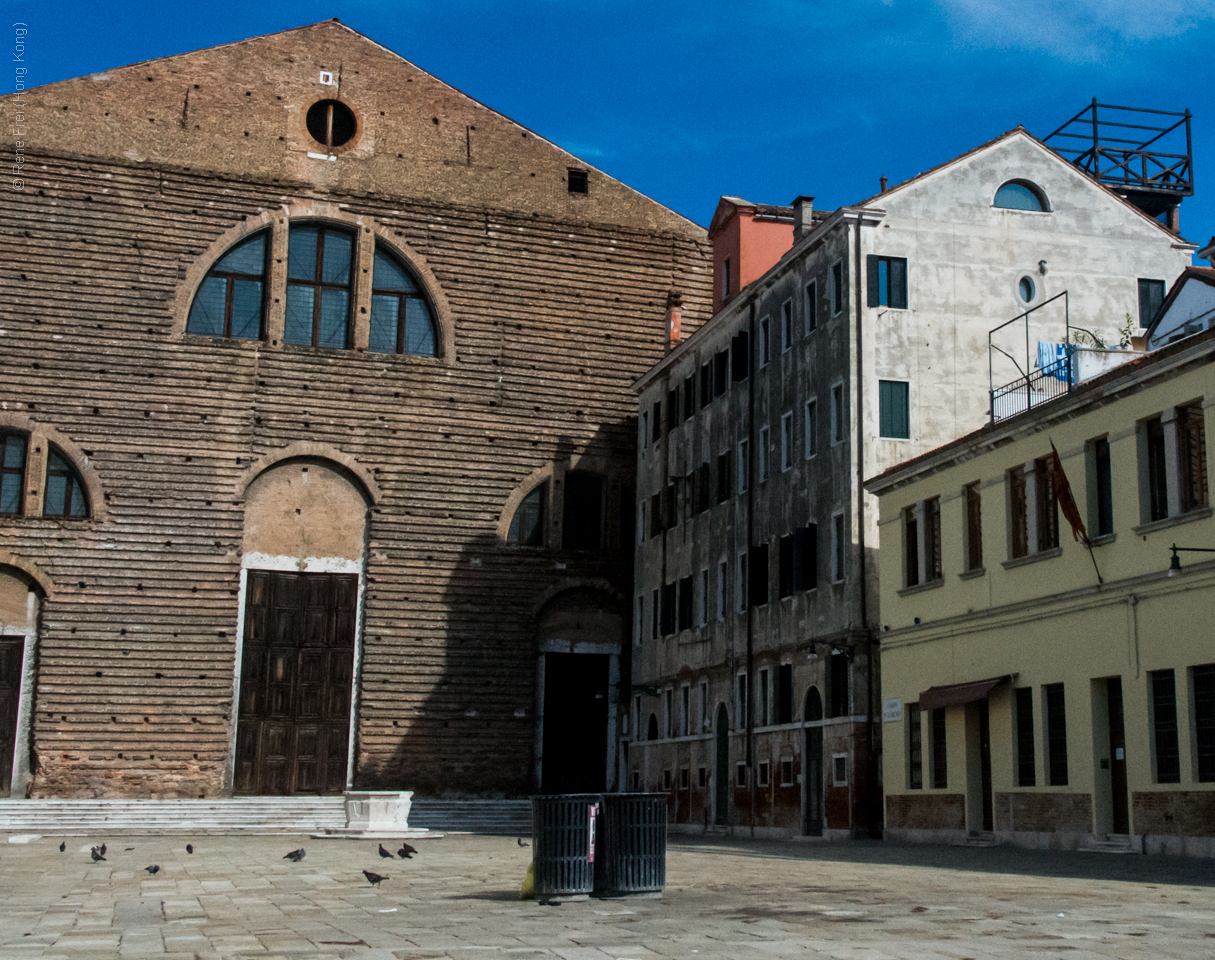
1035, 342, 1073, 383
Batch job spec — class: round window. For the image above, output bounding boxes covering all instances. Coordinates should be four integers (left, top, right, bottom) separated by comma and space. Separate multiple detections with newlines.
1018, 276, 1036, 303
306, 99, 357, 150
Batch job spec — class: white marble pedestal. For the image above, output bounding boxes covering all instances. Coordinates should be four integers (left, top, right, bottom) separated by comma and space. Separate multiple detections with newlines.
312, 791, 439, 839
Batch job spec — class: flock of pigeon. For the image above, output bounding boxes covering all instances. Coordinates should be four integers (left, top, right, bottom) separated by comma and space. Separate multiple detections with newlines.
68, 838, 418, 885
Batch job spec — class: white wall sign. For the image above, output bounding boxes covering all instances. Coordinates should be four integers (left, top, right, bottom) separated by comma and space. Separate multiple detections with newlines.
882, 698, 903, 723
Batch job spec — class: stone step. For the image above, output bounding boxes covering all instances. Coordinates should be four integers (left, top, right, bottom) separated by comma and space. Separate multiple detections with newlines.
0, 798, 347, 833
406, 799, 532, 836
1080, 833, 1136, 854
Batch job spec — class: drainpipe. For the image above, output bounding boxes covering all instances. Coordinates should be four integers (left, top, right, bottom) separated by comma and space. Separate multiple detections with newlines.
746, 299, 757, 839
853, 213, 878, 839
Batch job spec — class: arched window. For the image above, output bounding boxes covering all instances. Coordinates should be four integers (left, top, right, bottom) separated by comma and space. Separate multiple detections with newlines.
994, 180, 1049, 212
285, 223, 354, 348
507, 483, 546, 546
369, 244, 438, 356
186, 231, 269, 339
44, 447, 87, 518
1, 431, 28, 515
803, 685, 823, 723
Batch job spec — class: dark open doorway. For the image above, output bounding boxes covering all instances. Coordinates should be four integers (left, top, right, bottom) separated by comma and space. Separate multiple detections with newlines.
1108, 677, 1129, 834
803, 686, 823, 836
541, 652, 609, 794
715, 703, 730, 825
0, 637, 22, 795
979, 699, 994, 832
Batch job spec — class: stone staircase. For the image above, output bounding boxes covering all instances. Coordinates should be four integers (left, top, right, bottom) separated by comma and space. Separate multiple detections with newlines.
406, 799, 532, 836
1081, 833, 1137, 854
958, 831, 998, 848
0, 797, 347, 835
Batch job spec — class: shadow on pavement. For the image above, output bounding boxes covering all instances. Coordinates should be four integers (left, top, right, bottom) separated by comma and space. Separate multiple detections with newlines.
671, 835, 1215, 888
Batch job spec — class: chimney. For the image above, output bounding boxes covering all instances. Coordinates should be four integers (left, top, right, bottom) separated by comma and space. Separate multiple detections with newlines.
665, 291, 683, 351
791, 195, 815, 243
880, 176, 888, 194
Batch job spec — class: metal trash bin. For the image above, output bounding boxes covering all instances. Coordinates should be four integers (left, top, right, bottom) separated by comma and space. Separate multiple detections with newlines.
594, 793, 666, 897
530, 794, 600, 901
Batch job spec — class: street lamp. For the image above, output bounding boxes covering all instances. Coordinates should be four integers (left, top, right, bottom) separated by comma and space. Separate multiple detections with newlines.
1167, 543, 1215, 576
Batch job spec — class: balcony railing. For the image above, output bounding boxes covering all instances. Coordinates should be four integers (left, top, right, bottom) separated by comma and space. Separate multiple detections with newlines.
990, 352, 1073, 424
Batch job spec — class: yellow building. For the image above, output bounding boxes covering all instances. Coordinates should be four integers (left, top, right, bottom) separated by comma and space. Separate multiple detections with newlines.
866, 328, 1215, 855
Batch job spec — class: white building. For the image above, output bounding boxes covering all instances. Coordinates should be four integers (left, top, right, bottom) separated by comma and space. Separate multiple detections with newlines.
627, 126, 1195, 839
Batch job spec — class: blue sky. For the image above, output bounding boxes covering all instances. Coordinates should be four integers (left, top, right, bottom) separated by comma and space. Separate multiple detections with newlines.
13, 1, 1215, 252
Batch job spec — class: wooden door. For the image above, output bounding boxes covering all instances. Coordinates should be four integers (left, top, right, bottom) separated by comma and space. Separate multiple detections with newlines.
234, 571, 357, 795
0, 637, 22, 795
979, 700, 994, 832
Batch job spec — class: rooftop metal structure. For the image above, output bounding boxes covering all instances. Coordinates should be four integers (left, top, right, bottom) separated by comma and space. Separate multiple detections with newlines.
1044, 99, 1193, 223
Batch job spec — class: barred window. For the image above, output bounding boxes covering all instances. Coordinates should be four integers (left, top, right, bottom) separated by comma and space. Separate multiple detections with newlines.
1045, 683, 1068, 786
368, 245, 438, 357
907, 703, 922, 789
1150, 670, 1181, 784
1178, 403, 1208, 513
1015, 687, 1035, 786
1194, 664, 1215, 783
186, 231, 268, 340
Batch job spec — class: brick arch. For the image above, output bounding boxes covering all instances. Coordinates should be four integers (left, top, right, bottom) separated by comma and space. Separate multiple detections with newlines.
0, 412, 107, 522
529, 578, 625, 624
236, 441, 382, 505
0, 554, 54, 598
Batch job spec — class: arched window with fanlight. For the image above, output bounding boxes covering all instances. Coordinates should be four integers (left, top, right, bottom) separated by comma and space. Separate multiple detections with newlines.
369, 244, 439, 357
43, 447, 88, 518
507, 482, 547, 546
1, 431, 28, 516
994, 180, 1050, 212
285, 223, 355, 348
186, 231, 269, 339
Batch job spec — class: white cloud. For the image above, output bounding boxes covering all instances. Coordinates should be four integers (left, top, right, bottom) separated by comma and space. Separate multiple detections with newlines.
935, 0, 1215, 60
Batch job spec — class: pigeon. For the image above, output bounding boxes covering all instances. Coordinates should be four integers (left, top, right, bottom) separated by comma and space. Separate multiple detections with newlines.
517, 838, 529, 848
90, 847, 106, 862
186, 844, 193, 854
362, 870, 388, 886
124, 847, 134, 851
98, 843, 107, 856
378, 843, 393, 859
144, 865, 160, 875
59, 841, 65, 852
397, 842, 417, 859
283, 848, 306, 862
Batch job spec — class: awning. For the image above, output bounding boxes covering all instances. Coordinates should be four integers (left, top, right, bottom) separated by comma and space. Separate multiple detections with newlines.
918, 675, 1014, 712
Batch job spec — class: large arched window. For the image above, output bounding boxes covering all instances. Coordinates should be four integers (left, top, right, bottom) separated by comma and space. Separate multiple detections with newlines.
369, 244, 439, 356
507, 483, 547, 546
285, 223, 355, 348
186, 231, 269, 339
994, 180, 1049, 212
44, 447, 88, 518
1, 431, 27, 515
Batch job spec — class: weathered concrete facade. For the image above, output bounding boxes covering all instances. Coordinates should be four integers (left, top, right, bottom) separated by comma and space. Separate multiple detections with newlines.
0, 22, 711, 799
628, 129, 1194, 839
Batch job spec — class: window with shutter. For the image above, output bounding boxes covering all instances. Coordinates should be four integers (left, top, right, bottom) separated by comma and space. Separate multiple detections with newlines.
867, 255, 909, 309
878, 380, 910, 439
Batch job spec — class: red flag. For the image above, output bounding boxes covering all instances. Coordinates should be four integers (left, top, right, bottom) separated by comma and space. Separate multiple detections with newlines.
1050, 440, 1090, 547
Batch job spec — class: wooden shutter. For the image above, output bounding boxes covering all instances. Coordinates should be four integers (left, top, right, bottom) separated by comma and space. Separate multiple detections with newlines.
866, 254, 880, 307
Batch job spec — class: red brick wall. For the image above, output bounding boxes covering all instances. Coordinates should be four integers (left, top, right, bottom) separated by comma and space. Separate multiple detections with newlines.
1133, 792, 1215, 837
886, 793, 964, 830
992, 792, 1092, 832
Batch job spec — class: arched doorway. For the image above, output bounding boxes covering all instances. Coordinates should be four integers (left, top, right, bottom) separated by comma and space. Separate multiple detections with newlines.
0, 564, 42, 798
803, 686, 824, 836
231, 456, 371, 796
535, 588, 621, 794
714, 703, 730, 826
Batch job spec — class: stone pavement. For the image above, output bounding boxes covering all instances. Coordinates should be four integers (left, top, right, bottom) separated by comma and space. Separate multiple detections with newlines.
2, 831, 1213, 959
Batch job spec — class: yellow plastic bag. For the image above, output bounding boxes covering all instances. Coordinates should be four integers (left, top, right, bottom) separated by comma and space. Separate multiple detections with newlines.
520, 860, 534, 900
